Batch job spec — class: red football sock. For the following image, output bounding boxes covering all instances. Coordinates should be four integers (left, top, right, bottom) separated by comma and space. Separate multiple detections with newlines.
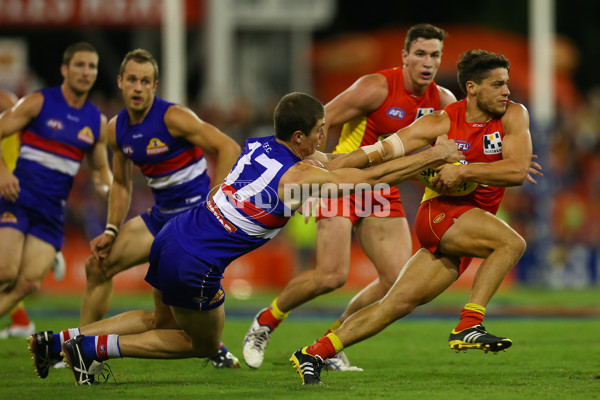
305, 336, 337, 360
256, 308, 283, 330
10, 304, 30, 326
454, 307, 485, 332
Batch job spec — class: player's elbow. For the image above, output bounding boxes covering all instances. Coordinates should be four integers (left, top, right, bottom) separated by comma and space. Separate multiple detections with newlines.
223, 139, 241, 157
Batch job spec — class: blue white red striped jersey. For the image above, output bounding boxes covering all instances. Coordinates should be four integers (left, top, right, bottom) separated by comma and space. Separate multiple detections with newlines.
171, 135, 300, 265
14, 86, 101, 210
115, 96, 211, 211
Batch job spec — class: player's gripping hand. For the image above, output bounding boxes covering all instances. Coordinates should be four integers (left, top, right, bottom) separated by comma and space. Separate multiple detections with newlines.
527, 154, 543, 184
0, 167, 20, 202
433, 134, 464, 164
90, 232, 116, 261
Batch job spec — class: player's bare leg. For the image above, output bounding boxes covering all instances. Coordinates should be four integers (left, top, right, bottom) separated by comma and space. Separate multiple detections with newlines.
243, 216, 353, 368
440, 208, 525, 353
80, 217, 153, 325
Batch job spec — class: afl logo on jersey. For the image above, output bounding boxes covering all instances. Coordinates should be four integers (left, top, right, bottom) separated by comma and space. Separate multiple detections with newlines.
387, 107, 405, 120
46, 119, 64, 130
77, 127, 95, 144
123, 145, 134, 155
146, 138, 169, 155
456, 140, 470, 151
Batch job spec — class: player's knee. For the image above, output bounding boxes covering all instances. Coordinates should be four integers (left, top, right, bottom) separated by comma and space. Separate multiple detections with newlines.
14, 277, 41, 298
150, 312, 178, 330
503, 231, 527, 263
84, 256, 110, 283
316, 270, 348, 292
0, 261, 19, 285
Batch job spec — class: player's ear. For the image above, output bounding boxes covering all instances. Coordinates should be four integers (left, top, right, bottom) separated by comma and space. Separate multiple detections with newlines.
293, 130, 304, 144
466, 80, 477, 95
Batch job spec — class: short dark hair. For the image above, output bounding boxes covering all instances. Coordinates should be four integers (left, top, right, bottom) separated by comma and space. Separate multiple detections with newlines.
119, 49, 159, 82
274, 92, 324, 141
456, 50, 510, 94
404, 23, 447, 52
62, 42, 98, 65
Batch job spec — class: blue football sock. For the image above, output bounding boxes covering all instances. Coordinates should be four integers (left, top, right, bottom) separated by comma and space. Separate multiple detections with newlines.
51, 333, 61, 357
80, 335, 100, 361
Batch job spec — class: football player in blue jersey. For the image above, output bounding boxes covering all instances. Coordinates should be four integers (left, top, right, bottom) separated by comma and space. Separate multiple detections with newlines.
0, 43, 112, 334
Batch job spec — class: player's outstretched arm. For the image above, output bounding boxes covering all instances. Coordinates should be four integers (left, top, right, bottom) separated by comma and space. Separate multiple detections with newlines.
281, 135, 462, 210
90, 118, 133, 260
87, 114, 113, 201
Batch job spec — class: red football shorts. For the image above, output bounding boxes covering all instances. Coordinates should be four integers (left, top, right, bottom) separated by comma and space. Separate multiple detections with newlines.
415, 197, 477, 275
316, 186, 405, 224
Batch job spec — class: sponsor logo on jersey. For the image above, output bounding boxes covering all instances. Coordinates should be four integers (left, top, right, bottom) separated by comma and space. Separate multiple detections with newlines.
433, 213, 445, 224
387, 107, 405, 120
483, 131, 502, 154
193, 289, 225, 305
472, 123, 487, 127
132, 133, 143, 139
207, 199, 237, 233
66, 114, 79, 122
123, 145, 134, 155
0, 212, 17, 224
456, 140, 471, 151
416, 108, 434, 120
146, 138, 169, 155
46, 119, 64, 130
77, 127, 94, 144
210, 289, 225, 305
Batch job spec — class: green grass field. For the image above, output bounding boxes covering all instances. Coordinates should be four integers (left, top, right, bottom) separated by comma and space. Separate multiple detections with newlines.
1, 288, 599, 399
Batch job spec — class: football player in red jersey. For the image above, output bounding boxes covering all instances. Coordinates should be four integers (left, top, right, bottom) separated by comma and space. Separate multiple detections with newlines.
291, 49, 543, 385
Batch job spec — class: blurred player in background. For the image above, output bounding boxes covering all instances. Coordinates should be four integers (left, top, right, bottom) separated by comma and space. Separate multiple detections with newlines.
291, 50, 542, 385
0, 89, 67, 339
78, 49, 242, 368
244, 23, 456, 370
0, 43, 112, 337
28, 92, 463, 386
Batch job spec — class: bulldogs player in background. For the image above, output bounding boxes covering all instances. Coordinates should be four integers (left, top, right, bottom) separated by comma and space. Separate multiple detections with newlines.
81, 48, 241, 366
0, 43, 112, 334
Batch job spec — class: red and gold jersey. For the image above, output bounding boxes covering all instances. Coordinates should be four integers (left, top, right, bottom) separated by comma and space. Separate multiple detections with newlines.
422, 99, 506, 214
334, 67, 441, 154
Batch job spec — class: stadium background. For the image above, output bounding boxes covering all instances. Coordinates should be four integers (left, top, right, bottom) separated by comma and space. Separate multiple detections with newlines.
0, 0, 599, 298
